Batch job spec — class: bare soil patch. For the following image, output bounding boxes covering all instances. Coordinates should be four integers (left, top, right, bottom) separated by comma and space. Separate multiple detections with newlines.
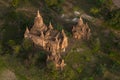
0, 69, 17, 80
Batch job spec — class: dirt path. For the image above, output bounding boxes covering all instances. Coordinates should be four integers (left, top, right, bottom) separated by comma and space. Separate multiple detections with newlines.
112, 0, 120, 8
0, 69, 17, 80
0, 0, 9, 7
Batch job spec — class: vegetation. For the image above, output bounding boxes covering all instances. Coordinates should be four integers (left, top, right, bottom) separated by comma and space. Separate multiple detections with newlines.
45, 0, 65, 14
0, 0, 120, 80
106, 9, 120, 29
89, 0, 120, 30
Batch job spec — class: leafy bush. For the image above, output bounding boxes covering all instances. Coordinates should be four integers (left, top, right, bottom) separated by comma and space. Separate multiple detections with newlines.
55, 24, 63, 31
73, 6, 80, 11
90, 7, 100, 16
95, 63, 106, 76
22, 39, 33, 51
45, 0, 64, 6
95, 0, 113, 8
89, 38, 101, 53
45, 0, 65, 13
3, 9, 33, 43
8, 40, 16, 47
106, 9, 120, 29
90, 0, 120, 30
13, 45, 21, 54
93, 38, 101, 53
90, 0, 113, 16
45, 0, 58, 6
11, 0, 19, 8
7, 40, 21, 55
0, 45, 3, 54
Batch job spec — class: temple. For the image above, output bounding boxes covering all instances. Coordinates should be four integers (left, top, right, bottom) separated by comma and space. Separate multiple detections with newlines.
24, 10, 91, 70
24, 10, 68, 70
72, 17, 91, 40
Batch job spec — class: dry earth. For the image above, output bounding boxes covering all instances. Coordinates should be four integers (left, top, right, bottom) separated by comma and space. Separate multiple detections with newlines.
112, 0, 120, 8
0, 69, 17, 80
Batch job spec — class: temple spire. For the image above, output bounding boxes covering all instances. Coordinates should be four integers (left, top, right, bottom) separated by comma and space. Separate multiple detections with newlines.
37, 10, 41, 18
24, 27, 29, 38
48, 22, 53, 30
78, 17, 83, 25
61, 29, 66, 37
25, 27, 29, 34
33, 10, 44, 28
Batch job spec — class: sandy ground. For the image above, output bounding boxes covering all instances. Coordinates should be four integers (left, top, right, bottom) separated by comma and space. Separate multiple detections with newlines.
0, 69, 17, 80
112, 0, 120, 8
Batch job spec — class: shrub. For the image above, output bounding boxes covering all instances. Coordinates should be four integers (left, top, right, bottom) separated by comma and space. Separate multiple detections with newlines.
0, 45, 3, 54
90, 0, 113, 16
8, 40, 16, 47
73, 6, 80, 11
55, 24, 63, 31
45, 0, 64, 6
94, 38, 101, 52
13, 45, 21, 54
95, 0, 113, 8
11, 0, 19, 8
22, 39, 33, 51
107, 9, 120, 29
45, 0, 58, 6
90, 7, 100, 15
45, 0, 65, 14
90, 38, 101, 53
7, 40, 21, 55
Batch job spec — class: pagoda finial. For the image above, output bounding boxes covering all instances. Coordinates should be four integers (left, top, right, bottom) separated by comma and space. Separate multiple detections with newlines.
25, 27, 29, 33
33, 10, 44, 27
62, 29, 65, 34
61, 29, 66, 37
24, 27, 30, 38
78, 17, 83, 25
37, 10, 41, 17
48, 22, 53, 30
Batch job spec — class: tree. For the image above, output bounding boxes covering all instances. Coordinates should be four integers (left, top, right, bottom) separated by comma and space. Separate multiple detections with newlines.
22, 39, 33, 51
11, 0, 19, 8
90, 7, 100, 16
107, 9, 120, 29
45, 0, 58, 6
45, 0, 65, 13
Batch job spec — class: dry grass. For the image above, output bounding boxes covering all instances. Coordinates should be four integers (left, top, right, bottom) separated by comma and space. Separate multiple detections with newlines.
0, 69, 17, 80
112, 0, 120, 8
